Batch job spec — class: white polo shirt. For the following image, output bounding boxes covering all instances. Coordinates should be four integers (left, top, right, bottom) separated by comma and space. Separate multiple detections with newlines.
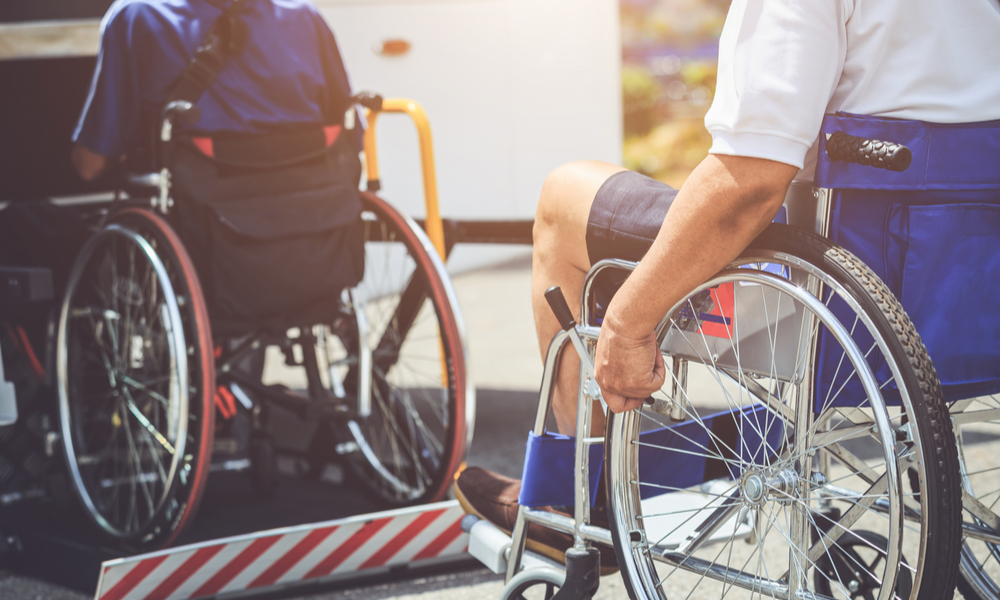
705, 0, 1000, 173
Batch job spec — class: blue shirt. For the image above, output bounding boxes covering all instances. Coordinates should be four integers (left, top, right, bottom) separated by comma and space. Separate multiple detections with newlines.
73, 0, 355, 159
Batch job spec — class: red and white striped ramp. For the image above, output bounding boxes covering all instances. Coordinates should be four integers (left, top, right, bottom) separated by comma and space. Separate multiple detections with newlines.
93, 500, 469, 600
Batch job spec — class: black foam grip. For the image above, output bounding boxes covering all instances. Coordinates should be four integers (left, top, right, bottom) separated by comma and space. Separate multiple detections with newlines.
825, 131, 912, 172
544, 286, 576, 331
352, 91, 384, 112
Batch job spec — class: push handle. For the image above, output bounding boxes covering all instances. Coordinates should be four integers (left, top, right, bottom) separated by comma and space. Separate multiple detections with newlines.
825, 131, 912, 172
545, 286, 577, 331
351, 91, 384, 112
163, 100, 202, 126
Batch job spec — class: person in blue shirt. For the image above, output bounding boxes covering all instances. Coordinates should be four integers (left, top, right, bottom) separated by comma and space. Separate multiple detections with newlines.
72, 0, 356, 181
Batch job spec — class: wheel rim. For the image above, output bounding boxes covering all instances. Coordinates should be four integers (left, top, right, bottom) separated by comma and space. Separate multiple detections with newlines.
58, 225, 189, 540
319, 202, 460, 503
605, 254, 925, 600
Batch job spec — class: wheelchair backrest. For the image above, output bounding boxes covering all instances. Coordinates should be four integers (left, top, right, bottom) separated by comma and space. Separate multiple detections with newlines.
815, 113, 1000, 402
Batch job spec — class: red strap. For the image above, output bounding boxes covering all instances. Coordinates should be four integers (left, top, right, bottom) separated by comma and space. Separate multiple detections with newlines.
16, 326, 44, 380
323, 125, 342, 147
193, 127, 337, 159
192, 136, 215, 157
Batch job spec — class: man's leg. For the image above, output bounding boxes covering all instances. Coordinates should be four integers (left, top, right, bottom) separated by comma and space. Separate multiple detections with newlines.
532, 160, 626, 435
455, 161, 639, 572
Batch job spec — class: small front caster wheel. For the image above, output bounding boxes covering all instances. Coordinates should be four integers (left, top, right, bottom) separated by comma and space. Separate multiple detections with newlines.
500, 567, 565, 600
814, 529, 913, 599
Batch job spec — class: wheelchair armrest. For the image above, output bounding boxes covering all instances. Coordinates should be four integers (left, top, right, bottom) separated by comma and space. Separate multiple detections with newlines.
127, 173, 163, 188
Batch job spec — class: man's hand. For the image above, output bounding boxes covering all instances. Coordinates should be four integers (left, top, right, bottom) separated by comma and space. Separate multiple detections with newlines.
71, 144, 109, 182
594, 319, 666, 413
588, 155, 796, 416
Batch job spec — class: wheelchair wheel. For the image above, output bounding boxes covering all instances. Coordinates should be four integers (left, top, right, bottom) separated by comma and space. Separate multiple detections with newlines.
321, 192, 471, 505
949, 392, 1000, 600
604, 224, 960, 600
57, 208, 214, 550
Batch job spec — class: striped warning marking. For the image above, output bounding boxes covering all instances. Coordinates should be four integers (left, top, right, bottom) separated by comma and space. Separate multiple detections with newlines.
93, 501, 469, 600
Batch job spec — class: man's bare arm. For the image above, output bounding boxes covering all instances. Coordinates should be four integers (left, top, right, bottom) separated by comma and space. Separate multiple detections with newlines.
71, 144, 109, 182
595, 154, 799, 412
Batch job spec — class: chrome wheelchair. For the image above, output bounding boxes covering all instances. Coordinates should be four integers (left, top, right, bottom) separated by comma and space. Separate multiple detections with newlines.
54, 93, 474, 551
464, 113, 1000, 600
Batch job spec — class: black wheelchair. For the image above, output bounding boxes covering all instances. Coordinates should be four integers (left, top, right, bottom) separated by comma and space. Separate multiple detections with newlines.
54, 94, 473, 551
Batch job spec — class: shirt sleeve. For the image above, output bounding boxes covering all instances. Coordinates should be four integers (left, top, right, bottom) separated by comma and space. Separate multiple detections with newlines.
72, 4, 142, 159
705, 0, 850, 169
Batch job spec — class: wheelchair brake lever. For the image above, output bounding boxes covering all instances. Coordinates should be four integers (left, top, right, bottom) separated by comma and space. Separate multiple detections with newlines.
545, 286, 607, 415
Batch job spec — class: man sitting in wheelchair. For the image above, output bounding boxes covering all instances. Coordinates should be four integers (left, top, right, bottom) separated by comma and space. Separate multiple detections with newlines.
64, 3, 469, 554
72, 0, 365, 332
457, 1, 1000, 597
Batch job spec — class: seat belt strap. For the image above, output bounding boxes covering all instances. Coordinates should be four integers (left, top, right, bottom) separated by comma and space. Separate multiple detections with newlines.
166, 0, 251, 107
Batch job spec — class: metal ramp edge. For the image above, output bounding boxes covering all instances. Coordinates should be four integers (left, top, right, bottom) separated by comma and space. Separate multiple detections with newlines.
93, 500, 470, 600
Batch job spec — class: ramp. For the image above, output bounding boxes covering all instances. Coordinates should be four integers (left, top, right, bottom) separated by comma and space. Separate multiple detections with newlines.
94, 501, 469, 600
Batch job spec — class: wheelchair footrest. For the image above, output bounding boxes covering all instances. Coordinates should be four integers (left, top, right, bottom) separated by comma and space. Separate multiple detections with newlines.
465, 515, 511, 574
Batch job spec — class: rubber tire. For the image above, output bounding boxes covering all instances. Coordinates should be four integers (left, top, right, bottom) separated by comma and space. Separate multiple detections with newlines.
110, 208, 215, 549
605, 223, 961, 600
334, 192, 469, 506
500, 567, 565, 600
60, 208, 214, 551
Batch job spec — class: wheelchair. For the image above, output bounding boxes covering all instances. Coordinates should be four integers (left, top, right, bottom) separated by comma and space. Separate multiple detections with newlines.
53, 93, 473, 551
464, 114, 1000, 600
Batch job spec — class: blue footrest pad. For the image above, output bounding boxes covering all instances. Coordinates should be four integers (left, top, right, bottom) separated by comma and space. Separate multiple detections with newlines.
518, 405, 783, 508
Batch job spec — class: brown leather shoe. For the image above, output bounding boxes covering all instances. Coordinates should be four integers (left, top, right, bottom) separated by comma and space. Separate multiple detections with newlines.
454, 467, 618, 574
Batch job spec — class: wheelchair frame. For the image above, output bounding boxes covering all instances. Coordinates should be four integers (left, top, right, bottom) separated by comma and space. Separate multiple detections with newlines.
53, 95, 476, 550
479, 170, 966, 599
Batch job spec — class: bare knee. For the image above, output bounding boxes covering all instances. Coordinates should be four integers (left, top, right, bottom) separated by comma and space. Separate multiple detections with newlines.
535, 162, 616, 242
536, 163, 584, 231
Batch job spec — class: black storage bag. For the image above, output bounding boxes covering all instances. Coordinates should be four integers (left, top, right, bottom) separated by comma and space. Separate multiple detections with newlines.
171, 128, 364, 334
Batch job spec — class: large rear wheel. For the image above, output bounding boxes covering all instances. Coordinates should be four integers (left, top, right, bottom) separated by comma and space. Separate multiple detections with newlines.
57, 208, 214, 550
604, 224, 960, 600
321, 192, 472, 505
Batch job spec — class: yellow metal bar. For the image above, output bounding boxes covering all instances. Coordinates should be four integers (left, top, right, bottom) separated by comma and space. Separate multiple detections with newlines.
362, 99, 446, 261
362, 110, 382, 186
